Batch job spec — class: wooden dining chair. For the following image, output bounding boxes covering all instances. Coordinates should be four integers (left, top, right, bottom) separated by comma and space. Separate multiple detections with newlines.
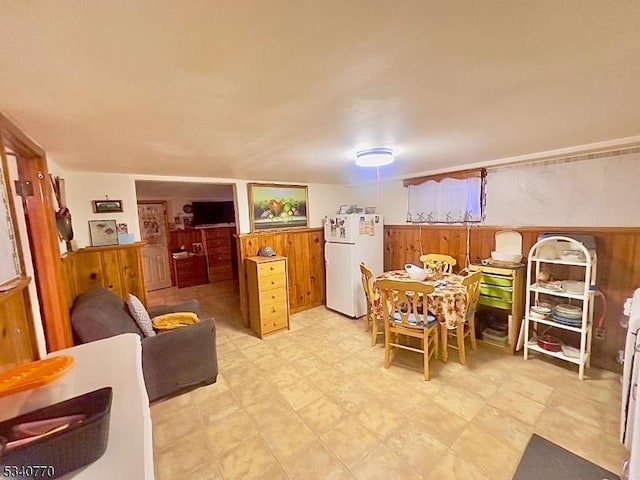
376, 278, 438, 380
419, 254, 457, 273
359, 262, 384, 346
441, 270, 483, 365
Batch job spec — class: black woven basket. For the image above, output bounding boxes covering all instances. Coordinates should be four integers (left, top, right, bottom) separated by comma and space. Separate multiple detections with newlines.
0, 387, 112, 479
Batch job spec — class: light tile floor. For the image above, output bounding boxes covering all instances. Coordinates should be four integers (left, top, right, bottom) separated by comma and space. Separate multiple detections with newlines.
148, 281, 627, 480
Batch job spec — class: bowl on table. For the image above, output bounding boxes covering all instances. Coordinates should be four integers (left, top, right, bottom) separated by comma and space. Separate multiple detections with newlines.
404, 264, 428, 281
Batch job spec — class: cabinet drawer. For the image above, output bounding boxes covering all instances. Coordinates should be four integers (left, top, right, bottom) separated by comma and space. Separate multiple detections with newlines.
481, 274, 513, 287
207, 238, 230, 249
259, 287, 287, 306
259, 273, 286, 290
480, 284, 513, 301
479, 296, 512, 310
207, 247, 231, 262
205, 227, 230, 239
260, 310, 288, 333
257, 260, 285, 277
209, 265, 233, 281
260, 298, 287, 317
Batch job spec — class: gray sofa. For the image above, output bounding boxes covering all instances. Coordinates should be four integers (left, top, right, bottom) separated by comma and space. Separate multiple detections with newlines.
70, 287, 218, 402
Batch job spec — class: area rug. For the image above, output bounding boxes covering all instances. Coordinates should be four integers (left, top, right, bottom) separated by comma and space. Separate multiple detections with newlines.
512, 434, 620, 480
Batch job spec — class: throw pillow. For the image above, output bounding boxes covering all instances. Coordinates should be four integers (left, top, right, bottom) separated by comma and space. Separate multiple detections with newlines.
151, 312, 199, 331
126, 294, 156, 337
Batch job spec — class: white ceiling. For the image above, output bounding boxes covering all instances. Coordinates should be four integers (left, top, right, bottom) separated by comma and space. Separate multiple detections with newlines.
1, 1, 639, 185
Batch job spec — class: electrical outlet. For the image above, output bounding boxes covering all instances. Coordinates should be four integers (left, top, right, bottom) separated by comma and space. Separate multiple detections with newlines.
595, 327, 606, 341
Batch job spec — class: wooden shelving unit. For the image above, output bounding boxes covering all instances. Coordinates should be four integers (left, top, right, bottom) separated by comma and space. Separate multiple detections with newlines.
469, 263, 525, 354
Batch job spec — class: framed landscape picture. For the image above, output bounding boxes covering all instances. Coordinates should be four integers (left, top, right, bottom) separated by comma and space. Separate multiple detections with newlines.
248, 183, 308, 232
88, 219, 119, 247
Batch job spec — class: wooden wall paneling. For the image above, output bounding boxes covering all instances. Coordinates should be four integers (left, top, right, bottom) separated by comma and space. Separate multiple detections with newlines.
71, 250, 104, 294
289, 232, 310, 313
61, 244, 147, 312
307, 230, 325, 306
0, 278, 38, 367
100, 249, 124, 298
384, 224, 640, 372
237, 229, 325, 328
60, 253, 78, 309
119, 245, 146, 302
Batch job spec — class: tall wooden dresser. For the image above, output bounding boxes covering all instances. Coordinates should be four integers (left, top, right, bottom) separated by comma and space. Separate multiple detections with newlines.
203, 227, 234, 282
245, 256, 290, 338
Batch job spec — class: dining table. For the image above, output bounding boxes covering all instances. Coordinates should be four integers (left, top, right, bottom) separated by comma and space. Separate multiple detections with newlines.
374, 270, 468, 361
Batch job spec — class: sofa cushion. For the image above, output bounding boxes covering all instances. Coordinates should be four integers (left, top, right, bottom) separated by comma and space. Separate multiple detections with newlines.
127, 294, 156, 337
71, 288, 143, 342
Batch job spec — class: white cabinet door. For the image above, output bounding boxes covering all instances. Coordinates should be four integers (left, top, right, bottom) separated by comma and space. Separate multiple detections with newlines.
325, 242, 357, 317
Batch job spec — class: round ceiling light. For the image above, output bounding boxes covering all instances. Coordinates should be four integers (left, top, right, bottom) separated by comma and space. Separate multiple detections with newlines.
355, 148, 394, 167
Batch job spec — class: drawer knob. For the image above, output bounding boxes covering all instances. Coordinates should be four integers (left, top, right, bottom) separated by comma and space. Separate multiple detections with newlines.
271, 295, 276, 300
271, 307, 276, 313
271, 280, 275, 285
270, 266, 274, 271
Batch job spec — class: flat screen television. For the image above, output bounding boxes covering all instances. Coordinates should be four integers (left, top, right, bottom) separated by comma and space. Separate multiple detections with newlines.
191, 201, 235, 226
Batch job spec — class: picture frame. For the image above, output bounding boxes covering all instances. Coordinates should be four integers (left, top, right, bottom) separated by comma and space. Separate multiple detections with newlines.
192, 242, 203, 254
92, 199, 123, 213
88, 220, 119, 247
248, 183, 309, 232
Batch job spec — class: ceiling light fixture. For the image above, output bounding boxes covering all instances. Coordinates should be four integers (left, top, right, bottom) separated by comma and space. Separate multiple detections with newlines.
355, 147, 394, 167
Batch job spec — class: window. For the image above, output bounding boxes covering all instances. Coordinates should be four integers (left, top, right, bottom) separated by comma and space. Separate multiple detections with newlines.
405, 169, 485, 224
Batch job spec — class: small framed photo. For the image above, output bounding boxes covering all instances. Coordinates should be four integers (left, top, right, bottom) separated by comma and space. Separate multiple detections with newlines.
88, 220, 119, 247
116, 223, 128, 234
92, 199, 123, 213
192, 242, 203, 254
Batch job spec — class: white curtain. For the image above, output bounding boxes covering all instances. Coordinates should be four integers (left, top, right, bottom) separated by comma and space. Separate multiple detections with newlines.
407, 176, 483, 223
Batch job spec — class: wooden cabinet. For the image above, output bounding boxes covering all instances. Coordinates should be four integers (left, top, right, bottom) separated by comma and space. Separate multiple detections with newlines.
469, 263, 525, 354
168, 228, 202, 252
0, 277, 38, 367
246, 256, 290, 338
168, 227, 236, 284
172, 254, 208, 288
203, 227, 234, 282
62, 243, 146, 306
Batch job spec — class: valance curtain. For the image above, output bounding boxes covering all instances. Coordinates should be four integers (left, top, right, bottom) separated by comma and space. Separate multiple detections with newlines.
405, 169, 485, 224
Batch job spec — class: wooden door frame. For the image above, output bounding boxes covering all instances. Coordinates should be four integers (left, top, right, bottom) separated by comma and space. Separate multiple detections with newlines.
0, 113, 73, 351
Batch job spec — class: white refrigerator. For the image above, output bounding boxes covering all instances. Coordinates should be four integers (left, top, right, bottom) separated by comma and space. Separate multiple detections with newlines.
324, 213, 384, 318
621, 288, 640, 479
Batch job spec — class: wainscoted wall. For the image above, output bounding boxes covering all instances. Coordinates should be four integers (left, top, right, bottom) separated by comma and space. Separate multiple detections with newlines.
234, 224, 638, 371
237, 228, 325, 326
384, 224, 640, 372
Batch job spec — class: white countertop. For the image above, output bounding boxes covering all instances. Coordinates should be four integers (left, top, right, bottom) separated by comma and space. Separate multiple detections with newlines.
0, 334, 154, 479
